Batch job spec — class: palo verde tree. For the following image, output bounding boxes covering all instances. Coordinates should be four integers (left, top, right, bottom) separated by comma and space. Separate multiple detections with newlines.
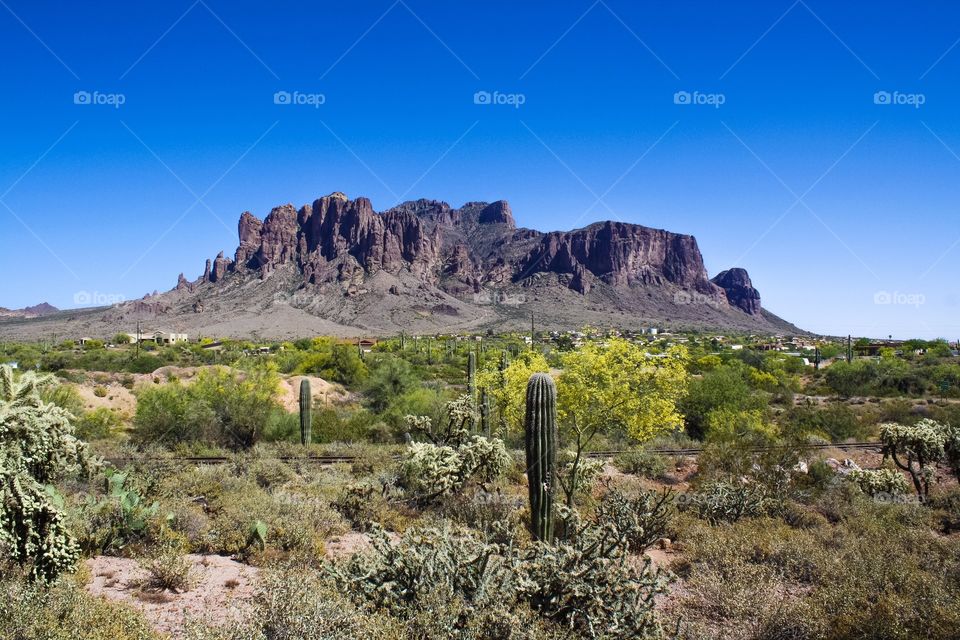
475, 350, 549, 436
556, 338, 688, 506
0, 365, 89, 581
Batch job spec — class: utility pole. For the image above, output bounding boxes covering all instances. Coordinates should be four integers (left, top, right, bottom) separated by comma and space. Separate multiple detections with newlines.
136, 321, 141, 359
530, 312, 535, 349
847, 335, 853, 363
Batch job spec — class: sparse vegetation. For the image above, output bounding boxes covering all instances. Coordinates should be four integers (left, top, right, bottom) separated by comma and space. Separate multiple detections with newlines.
1, 331, 959, 638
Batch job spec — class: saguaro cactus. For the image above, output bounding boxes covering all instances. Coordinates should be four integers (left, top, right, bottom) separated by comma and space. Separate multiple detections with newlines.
299, 379, 312, 445
524, 372, 557, 542
480, 388, 490, 436
467, 351, 477, 400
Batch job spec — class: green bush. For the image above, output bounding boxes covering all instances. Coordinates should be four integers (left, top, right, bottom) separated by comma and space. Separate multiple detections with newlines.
615, 449, 667, 479
133, 366, 282, 448
75, 407, 123, 440
0, 575, 159, 639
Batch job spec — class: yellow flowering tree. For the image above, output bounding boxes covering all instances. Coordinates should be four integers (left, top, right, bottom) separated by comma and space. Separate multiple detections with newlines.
476, 350, 549, 435
556, 338, 689, 505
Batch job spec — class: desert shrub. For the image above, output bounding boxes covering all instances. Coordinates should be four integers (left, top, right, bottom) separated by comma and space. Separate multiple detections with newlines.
133, 366, 282, 448
781, 403, 871, 441
139, 546, 194, 593
0, 366, 89, 581
682, 363, 767, 439
156, 464, 345, 559
671, 497, 960, 640
183, 568, 399, 640
927, 487, 960, 534
0, 575, 159, 640
40, 383, 85, 415
93, 385, 108, 398
75, 407, 124, 440
683, 480, 772, 525
845, 468, 910, 499
362, 356, 418, 412
615, 448, 667, 479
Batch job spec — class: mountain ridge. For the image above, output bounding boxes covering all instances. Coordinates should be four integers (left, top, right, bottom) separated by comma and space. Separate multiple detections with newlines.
0, 192, 804, 339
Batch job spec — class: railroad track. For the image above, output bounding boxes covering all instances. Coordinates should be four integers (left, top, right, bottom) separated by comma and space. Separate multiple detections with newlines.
103, 441, 882, 467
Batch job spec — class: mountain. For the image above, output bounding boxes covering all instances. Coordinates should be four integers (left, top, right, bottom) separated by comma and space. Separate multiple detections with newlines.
0, 302, 59, 319
0, 193, 802, 339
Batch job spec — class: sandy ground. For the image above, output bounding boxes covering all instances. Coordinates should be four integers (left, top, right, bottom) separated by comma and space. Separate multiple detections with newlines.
64, 367, 349, 417
86, 554, 258, 638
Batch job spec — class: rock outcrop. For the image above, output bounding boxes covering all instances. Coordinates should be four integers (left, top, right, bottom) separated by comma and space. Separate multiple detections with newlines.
711, 268, 761, 315
185, 191, 765, 318
0, 302, 60, 319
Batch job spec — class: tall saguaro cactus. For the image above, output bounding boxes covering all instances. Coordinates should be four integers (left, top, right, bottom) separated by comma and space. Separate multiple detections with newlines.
467, 351, 477, 400
299, 379, 312, 445
524, 372, 557, 542
480, 388, 490, 436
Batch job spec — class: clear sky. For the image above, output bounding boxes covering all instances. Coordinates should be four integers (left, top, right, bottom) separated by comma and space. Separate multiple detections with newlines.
1, 1, 958, 339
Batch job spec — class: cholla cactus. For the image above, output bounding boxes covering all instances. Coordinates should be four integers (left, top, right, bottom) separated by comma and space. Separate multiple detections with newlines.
401, 395, 511, 503
684, 480, 770, 525
880, 419, 948, 497
846, 468, 911, 499
524, 373, 557, 542
0, 365, 88, 581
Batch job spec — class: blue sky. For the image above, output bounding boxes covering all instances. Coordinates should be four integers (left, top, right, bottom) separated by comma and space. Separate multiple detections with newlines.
1, 1, 958, 339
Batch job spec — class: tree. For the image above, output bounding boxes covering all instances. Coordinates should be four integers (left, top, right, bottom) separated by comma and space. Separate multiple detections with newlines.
682, 362, 765, 439
0, 365, 89, 581
556, 339, 688, 505
880, 419, 947, 498
113, 333, 132, 345
363, 356, 417, 412
475, 350, 549, 435
705, 407, 777, 443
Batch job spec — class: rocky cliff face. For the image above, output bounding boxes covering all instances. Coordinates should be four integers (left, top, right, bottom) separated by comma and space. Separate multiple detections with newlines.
711, 268, 762, 315
185, 192, 763, 318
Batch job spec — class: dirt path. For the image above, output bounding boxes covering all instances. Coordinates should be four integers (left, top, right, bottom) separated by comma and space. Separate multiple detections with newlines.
85, 554, 258, 638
